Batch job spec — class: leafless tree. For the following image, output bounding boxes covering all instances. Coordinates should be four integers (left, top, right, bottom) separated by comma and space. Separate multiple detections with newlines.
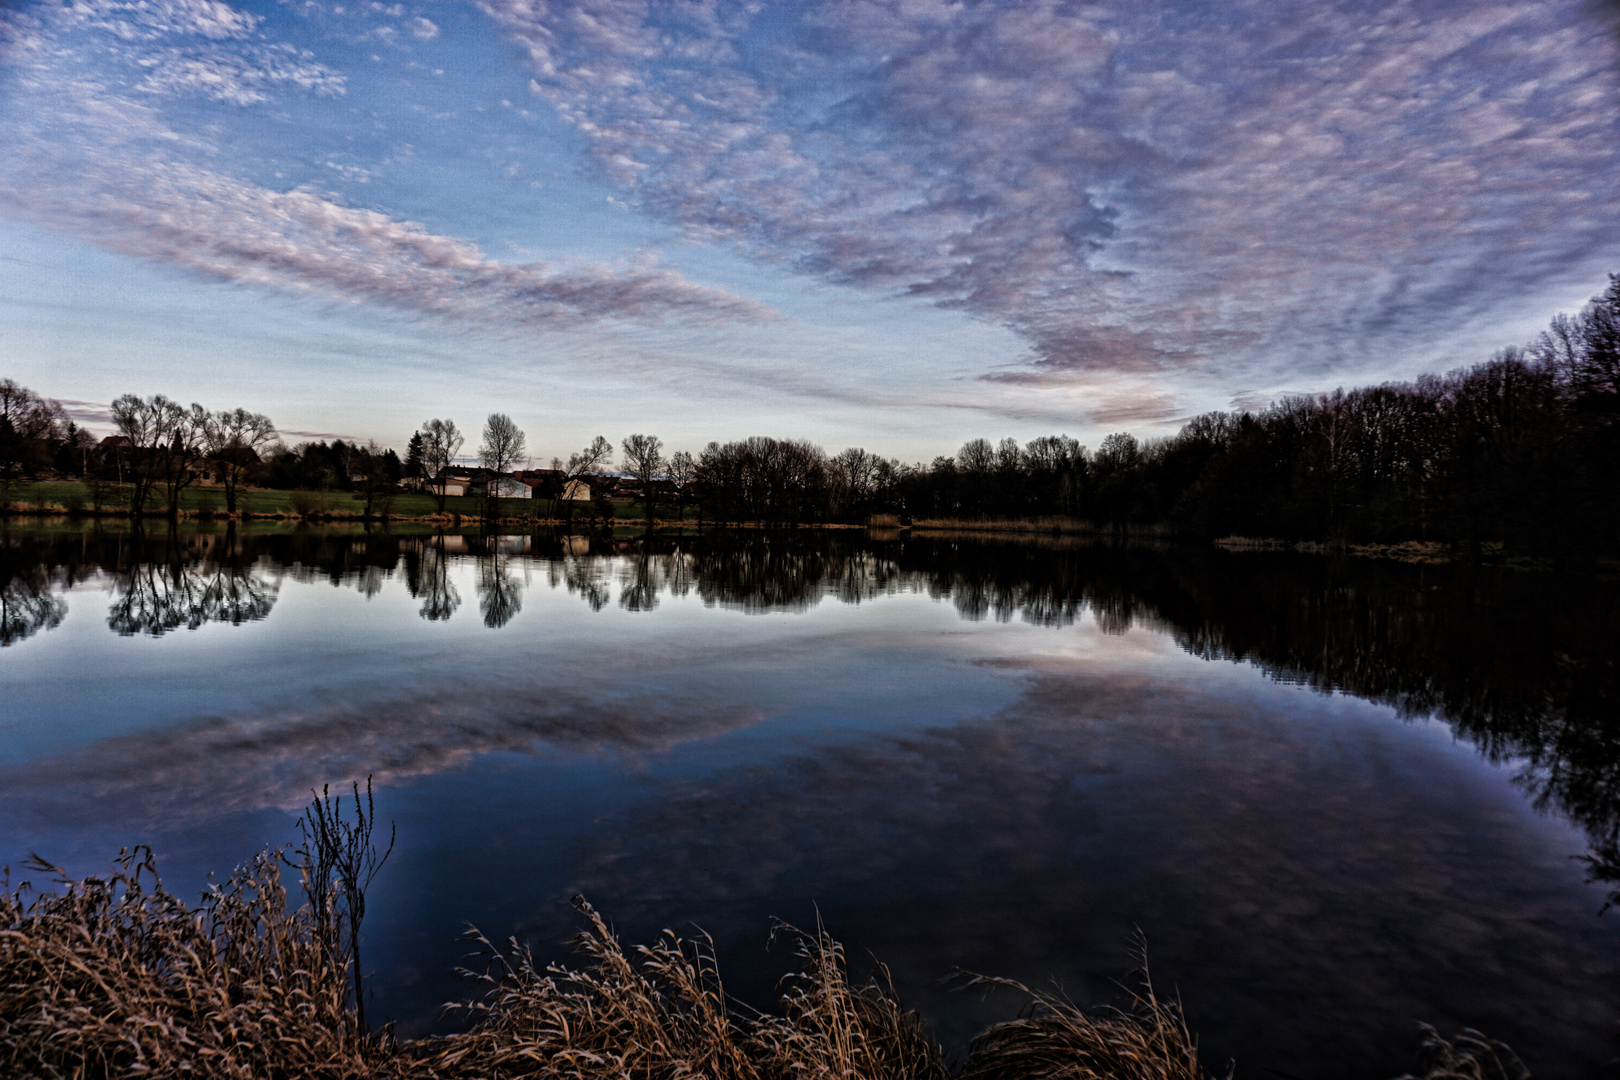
203, 407, 275, 514
419, 418, 464, 512
353, 440, 398, 518
553, 435, 612, 526
110, 394, 207, 520
479, 413, 527, 517
620, 432, 665, 522
666, 449, 695, 523
830, 447, 878, 517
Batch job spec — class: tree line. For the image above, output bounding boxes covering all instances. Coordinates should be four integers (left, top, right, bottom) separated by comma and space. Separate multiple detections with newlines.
3, 271, 1617, 553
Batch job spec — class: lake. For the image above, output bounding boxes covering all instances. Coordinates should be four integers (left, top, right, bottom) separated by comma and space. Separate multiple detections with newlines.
2, 522, 1617, 1077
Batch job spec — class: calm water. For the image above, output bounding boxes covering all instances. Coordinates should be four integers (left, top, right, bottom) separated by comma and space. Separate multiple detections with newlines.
3, 522, 1618, 1077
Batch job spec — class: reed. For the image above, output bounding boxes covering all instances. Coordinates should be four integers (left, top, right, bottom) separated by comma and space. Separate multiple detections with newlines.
1, 831, 1530, 1079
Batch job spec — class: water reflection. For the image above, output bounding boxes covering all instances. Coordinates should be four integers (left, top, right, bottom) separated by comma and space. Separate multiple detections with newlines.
6, 527, 1620, 887
105, 530, 278, 636
0, 551, 66, 645
405, 536, 461, 622
4, 524, 1619, 1073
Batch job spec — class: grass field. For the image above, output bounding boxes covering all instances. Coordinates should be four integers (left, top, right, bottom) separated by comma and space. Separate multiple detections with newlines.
4, 481, 684, 522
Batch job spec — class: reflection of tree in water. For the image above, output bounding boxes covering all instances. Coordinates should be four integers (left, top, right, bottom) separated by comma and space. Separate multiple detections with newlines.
105, 529, 278, 636
892, 536, 1620, 909
8, 523, 1620, 903
477, 551, 523, 629
0, 562, 66, 645
548, 546, 612, 612
616, 544, 699, 612
405, 535, 461, 622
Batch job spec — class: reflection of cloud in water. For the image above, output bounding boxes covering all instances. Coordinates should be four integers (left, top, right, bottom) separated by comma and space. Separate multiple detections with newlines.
0, 683, 764, 826
558, 668, 1620, 1077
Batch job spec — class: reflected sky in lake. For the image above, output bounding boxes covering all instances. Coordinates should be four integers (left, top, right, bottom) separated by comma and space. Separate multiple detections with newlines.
1, 524, 1617, 1077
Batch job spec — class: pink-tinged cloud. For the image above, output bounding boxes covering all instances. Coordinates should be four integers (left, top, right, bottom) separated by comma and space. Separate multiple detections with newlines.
483, 0, 1620, 379
0, 0, 774, 330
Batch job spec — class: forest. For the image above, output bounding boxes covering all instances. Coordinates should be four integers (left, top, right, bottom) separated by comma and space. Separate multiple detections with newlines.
3, 273, 1617, 558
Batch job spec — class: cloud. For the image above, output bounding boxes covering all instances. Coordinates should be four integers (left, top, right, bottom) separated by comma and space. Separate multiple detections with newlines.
558, 668, 1620, 1071
0, 0, 772, 330
409, 16, 437, 40
481, 0, 1620, 380
0, 682, 767, 827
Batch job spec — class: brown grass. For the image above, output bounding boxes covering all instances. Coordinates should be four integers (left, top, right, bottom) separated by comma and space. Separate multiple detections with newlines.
954, 957, 1222, 1080
1, 841, 1529, 1080
1, 847, 369, 1080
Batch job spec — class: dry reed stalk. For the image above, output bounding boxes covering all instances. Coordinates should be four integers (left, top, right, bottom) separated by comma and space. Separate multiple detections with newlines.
417, 895, 761, 1080
2, 836, 1533, 1080
1391, 1025, 1531, 1080
954, 959, 1226, 1080
751, 920, 947, 1080
0, 847, 371, 1080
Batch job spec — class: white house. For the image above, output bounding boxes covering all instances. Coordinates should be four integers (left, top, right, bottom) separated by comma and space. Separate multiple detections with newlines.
489, 478, 531, 499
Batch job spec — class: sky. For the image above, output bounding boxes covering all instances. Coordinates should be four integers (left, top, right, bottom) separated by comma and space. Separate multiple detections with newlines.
1, 0, 1618, 462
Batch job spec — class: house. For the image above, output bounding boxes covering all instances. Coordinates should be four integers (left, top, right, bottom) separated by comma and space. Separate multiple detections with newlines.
432, 468, 476, 498
488, 478, 531, 499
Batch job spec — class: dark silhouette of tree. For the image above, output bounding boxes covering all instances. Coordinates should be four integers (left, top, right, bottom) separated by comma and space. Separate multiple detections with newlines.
620, 433, 665, 522
106, 530, 277, 635
0, 560, 66, 645
479, 413, 527, 519
403, 431, 425, 485
476, 548, 523, 628
0, 380, 64, 508
554, 435, 612, 528
420, 419, 464, 513
409, 534, 461, 621
203, 408, 275, 514
666, 449, 696, 523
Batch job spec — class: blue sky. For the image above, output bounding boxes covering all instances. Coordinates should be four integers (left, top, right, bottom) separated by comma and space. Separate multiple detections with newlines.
2, 0, 1618, 462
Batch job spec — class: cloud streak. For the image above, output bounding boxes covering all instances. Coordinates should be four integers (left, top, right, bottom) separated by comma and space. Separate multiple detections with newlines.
484, 0, 1620, 379
0, 0, 772, 329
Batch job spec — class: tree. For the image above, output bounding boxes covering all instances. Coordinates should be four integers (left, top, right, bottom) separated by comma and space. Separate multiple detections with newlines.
830, 447, 878, 519
478, 413, 527, 517
403, 432, 425, 484
352, 440, 401, 518
203, 408, 275, 514
666, 449, 696, 523
0, 380, 62, 508
110, 394, 207, 520
419, 419, 464, 513
620, 433, 665, 522
554, 435, 613, 526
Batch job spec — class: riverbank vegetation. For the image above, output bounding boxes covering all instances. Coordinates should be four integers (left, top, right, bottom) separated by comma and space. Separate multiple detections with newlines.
1, 793, 1524, 1079
4, 272, 1617, 557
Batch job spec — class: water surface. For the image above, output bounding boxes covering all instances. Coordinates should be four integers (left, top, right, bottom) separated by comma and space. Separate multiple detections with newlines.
2, 523, 1617, 1077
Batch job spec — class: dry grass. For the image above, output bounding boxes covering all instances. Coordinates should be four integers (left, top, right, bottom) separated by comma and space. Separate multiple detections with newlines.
954, 958, 1223, 1080
1, 847, 369, 1080
1390, 1025, 1531, 1080
1, 843, 1531, 1080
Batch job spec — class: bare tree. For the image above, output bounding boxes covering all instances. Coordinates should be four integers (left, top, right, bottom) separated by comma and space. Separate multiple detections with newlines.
479, 413, 527, 517
830, 447, 877, 518
419, 418, 464, 513
353, 440, 400, 518
203, 408, 275, 515
554, 435, 612, 526
666, 449, 695, 523
620, 433, 665, 522
111, 394, 207, 520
